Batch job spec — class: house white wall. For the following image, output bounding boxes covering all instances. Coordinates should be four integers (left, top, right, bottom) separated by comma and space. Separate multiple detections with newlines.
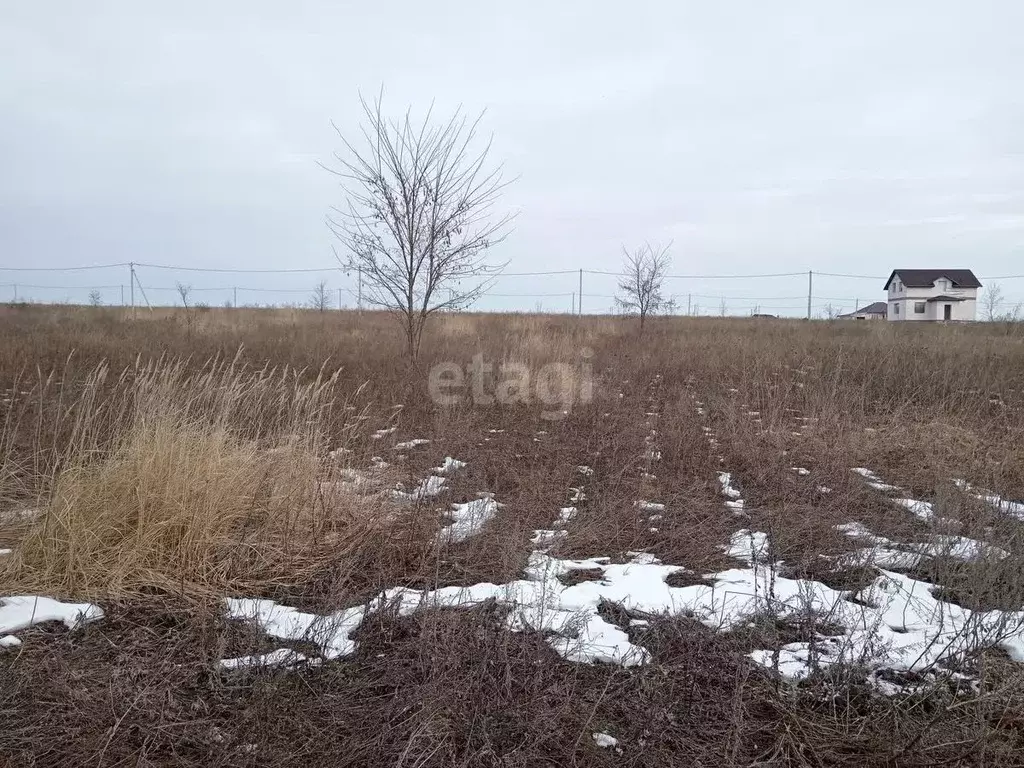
886, 279, 978, 321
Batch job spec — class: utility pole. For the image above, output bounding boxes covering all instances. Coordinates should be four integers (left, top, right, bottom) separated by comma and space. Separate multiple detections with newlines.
338, 287, 342, 310
806, 270, 813, 320
357, 266, 363, 312
854, 296, 859, 313
130, 262, 135, 320
234, 286, 238, 308
571, 292, 575, 315
687, 293, 692, 316
12, 284, 17, 302
120, 284, 124, 305
578, 269, 583, 316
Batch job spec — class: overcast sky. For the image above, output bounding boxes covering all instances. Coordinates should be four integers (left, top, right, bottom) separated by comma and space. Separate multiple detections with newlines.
2, 1, 1023, 314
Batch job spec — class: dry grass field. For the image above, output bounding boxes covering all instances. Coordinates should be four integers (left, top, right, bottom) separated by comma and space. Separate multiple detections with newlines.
3, 303, 1024, 767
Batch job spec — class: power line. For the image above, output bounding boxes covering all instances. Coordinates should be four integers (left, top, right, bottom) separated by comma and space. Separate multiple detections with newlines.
583, 269, 807, 279
0, 283, 122, 290
813, 271, 886, 280
0, 263, 128, 272
136, 262, 338, 274
495, 270, 578, 276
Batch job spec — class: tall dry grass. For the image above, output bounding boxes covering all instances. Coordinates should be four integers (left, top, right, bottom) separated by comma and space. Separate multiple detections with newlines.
1, 352, 385, 597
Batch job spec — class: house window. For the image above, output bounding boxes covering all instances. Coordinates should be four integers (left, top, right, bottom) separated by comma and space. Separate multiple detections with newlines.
914, 302, 926, 314
893, 303, 899, 315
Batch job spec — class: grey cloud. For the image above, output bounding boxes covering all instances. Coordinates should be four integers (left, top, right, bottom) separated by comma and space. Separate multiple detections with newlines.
2, 0, 1023, 313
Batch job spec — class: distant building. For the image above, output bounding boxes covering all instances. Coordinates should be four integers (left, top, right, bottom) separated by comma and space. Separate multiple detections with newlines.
839, 302, 887, 320
883, 269, 982, 322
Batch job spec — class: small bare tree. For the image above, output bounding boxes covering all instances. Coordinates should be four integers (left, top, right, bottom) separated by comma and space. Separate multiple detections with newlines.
615, 243, 672, 330
983, 282, 1004, 321
326, 94, 514, 358
88, 290, 102, 307
309, 280, 331, 312
176, 282, 192, 309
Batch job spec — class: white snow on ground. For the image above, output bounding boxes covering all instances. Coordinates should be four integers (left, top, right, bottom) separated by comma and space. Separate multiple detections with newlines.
554, 507, 577, 526
851, 467, 902, 493
440, 496, 500, 543
955, 479, 1024, 519
0, 549, 11, 556
791, 467, 810, 476
749, 566, 1024, 682
917, 535, 1010, 561
531, 529, 568, 546
0, 596, 104, 642
592, 732, 621, 750
569, 487, 587, 503
0, 635, 21, 648
370, 427, 397, 440
221, 648, 321, 671
391, 475, 447, 502
576, 465, 594, 476
892, 497, 936, 522
394, 438, 431, 451
837, 522, 1009, 566
433, 457, 467, 474
222, 517, 1024, 686
722, 530, 769, 563
717, 472, 741, 499
717, 472, 746, 514
635, 501, 665, 512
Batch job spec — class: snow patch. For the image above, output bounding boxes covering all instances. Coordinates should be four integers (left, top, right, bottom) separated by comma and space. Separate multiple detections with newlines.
394, 438, 431, 451
955, 479, 1024, 519
392, 475, 447, 502
0, 596, 104, 641
592, 732, 621, 750
635, 501, 665, 513
220, 648, 321, 671
717, 472, 741, 499
441, 496, 500, 543
433, 456, 467, 474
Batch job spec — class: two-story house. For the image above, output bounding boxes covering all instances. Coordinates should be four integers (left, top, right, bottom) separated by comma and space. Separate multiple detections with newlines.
883, 269, 982, 322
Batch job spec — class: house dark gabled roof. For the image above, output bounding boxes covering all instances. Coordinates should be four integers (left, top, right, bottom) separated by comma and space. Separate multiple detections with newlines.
840, 301, 887, 318
884, 269, 982, 290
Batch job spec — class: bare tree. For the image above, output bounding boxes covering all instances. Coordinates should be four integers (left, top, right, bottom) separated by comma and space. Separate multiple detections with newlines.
615, 243, 672, 330
821, 303, 841, 320
326, 94, 514, 358
983, 282, 1004, 321
309, 280, 331, 312
88, 290, 102, 307
176, 282, 192, 309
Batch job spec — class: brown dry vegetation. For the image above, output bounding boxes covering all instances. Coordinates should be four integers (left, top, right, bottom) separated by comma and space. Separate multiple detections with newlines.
2, 303, 1024, 766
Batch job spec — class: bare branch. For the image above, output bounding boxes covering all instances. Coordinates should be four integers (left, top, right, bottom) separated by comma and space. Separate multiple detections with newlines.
309, 280, 331, 313
615, 243, 672, 331
325, 93, 515, 357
